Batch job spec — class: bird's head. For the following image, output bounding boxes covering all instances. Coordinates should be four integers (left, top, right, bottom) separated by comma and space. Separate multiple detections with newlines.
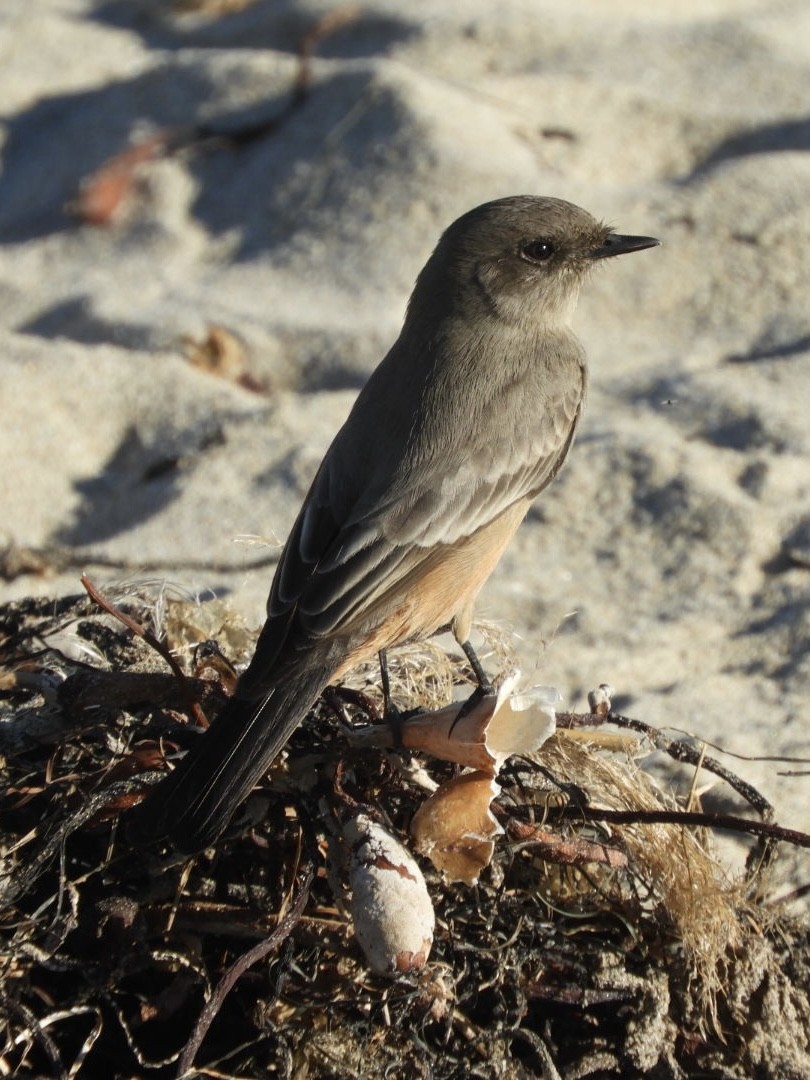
411, 195, 659, 327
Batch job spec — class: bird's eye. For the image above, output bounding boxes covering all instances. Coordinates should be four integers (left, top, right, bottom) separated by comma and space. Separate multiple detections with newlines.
520, 239, 556, 263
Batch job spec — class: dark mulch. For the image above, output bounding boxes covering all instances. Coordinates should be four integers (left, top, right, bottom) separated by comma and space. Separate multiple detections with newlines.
1, 592, 808, 1078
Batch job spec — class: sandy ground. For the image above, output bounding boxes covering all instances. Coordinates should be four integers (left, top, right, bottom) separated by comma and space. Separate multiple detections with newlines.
1, 0, 808, 890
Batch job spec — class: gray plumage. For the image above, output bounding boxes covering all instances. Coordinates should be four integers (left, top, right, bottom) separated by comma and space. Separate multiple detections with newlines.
131, 195, 658, 852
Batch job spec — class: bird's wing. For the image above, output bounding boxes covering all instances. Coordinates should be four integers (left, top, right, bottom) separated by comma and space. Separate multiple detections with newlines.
266, 371, 584, 642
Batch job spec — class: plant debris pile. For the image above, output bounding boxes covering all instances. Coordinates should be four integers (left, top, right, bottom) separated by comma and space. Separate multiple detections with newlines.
1, 590, 808, 1078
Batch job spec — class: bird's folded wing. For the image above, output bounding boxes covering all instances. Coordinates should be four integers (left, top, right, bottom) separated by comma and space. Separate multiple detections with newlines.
268, 383, 582, 641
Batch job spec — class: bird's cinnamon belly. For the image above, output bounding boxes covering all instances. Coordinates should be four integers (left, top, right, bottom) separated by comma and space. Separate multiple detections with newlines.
331, 497, 531, 680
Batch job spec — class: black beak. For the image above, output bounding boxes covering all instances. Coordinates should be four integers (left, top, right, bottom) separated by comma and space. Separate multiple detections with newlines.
589, 233, 660, 259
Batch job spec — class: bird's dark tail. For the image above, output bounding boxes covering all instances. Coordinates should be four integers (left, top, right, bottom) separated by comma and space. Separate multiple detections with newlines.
129, 659, 332, 853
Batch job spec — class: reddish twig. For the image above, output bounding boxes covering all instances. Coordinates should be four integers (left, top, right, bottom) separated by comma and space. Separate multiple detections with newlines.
1, 541, 279, 582
560, 691, 790, 878
558, 708, 775, 822
176, 858, 315, 1075
505, 817, 627, 869
70, 6, 361, 225
80, 575, 209, 729
69, 134, 171, 224
549, 803, 810, 849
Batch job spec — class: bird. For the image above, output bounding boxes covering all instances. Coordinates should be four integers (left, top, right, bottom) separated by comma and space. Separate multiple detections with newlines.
131, 195, 659, 852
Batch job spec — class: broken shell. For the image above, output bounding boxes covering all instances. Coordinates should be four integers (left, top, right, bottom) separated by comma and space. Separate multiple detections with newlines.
346, 676, 561, 887
396, 672, 558, 774
410, 771, 503, 886
485, 678, 559, 764
344, 813, 434, 976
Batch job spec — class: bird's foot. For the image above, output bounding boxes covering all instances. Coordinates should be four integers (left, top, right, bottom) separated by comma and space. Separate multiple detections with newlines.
449, 679, 496, 735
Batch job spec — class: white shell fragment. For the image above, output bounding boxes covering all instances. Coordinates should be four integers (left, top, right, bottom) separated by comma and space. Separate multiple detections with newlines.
410, 770, 504, 886
345, 813, 435, 976
397, 671, 558, 773
405, 675, 560, 884
349, 670, 559, 775
483, 675, 560, 768
346, 673, 561, 887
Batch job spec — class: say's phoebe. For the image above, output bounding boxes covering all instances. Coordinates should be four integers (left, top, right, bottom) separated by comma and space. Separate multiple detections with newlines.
133, 196, 659, 852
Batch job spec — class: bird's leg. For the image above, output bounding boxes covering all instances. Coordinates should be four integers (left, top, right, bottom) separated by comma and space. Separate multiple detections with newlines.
379, 647, 407, 747
450, 637, 496, 733
378, 648, 393, 715
460, 638, 494, 695
379, 646, 445, 750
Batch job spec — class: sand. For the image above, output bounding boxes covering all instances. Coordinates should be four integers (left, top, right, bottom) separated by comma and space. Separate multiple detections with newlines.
1, 0, 808, 890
